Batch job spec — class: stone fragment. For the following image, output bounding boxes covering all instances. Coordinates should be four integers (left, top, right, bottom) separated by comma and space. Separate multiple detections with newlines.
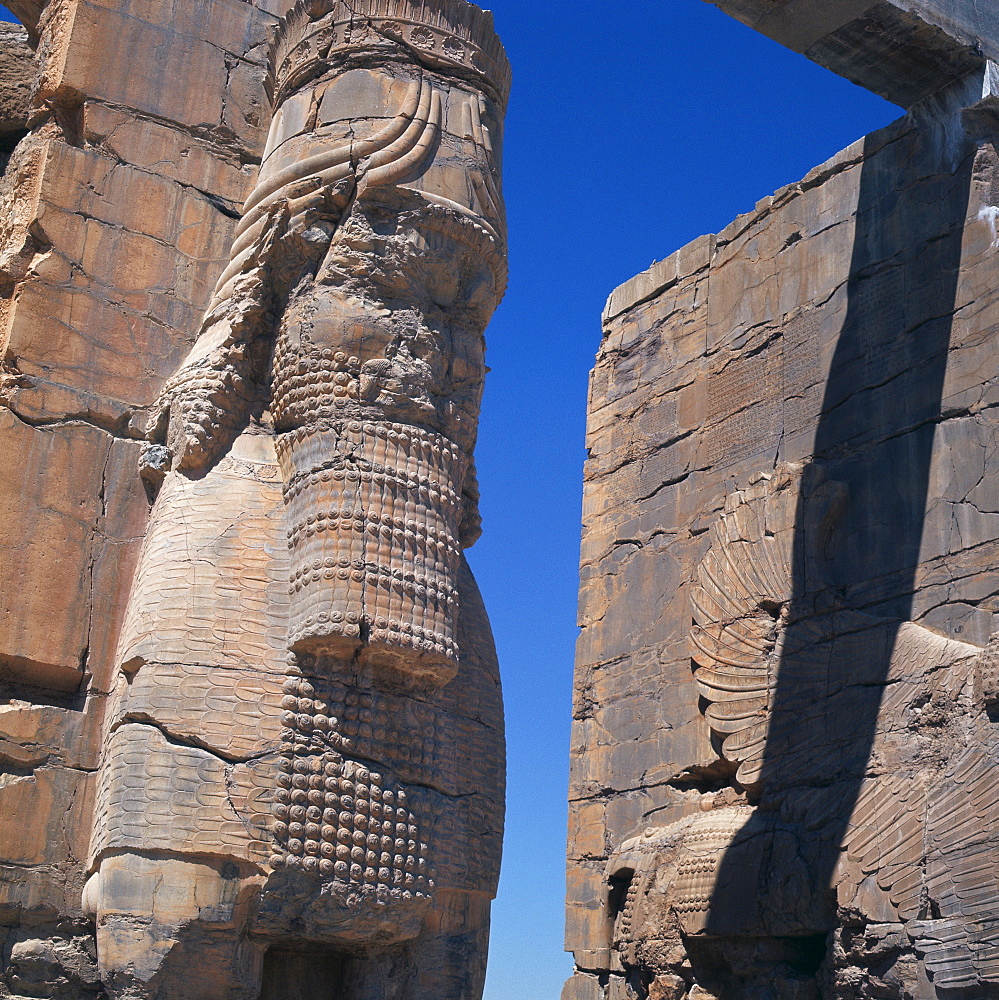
561, 972, 605, 1000
0, 410, 109, 690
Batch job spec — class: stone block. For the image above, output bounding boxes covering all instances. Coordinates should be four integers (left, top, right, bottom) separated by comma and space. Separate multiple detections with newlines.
567, 799, 608, 862
703, 0, 995, 106
602, 234, 715, 325
0, 700, 92, 769
606, 979, 631, 1000
0, 410, 111, 690
565, 861, 611, 958
82, 104, 253, 206
1, 138, 237, 422
37, 0, 273, 147
0, 765, 94, 867
561, 972, 604, 1000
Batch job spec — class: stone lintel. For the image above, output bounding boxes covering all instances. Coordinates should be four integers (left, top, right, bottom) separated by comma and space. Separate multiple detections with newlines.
4, 1, 45, 45
703, 0, 998, 107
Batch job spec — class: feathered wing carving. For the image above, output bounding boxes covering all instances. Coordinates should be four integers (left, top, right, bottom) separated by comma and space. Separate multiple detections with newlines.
845, 712, 999, 989
923, 740, 999, 986
836, 622, 999, 990
690, 469, 999, 988
689, 479, 792, 785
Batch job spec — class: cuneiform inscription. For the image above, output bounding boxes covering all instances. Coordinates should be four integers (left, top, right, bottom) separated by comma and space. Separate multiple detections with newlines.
706, 345, 782, 467
782, 311, 821, 437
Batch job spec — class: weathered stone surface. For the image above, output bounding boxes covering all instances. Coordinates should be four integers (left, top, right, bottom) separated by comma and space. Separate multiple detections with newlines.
0, 0, 275, 698
562, 972, 605, 1000
568, 28, 999, 1000
0, 410, 109, 690
0, 0, 507, 998
4, 2, 44, 44
702, 0, 999, 107
0, 409, 146, 693
0, 21, 32, 155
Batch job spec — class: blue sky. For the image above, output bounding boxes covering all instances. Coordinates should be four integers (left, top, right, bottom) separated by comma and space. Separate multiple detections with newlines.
475, 4, 897, 995
0, 2, 901, 996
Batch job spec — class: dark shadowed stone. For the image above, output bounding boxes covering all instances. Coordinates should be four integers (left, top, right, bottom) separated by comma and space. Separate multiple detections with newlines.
703, 0, 997, 106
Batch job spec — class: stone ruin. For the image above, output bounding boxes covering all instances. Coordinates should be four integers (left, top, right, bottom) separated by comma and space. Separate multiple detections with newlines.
0, 1, 507, 998
565, 3, 999, 1000
4, 0, 999, 999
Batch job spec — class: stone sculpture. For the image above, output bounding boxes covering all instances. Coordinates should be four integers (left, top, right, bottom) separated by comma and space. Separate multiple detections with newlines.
90, 2, 508, 997
565, 4, 999, 999
606, 469, 999, 997
0, 1, 507, 998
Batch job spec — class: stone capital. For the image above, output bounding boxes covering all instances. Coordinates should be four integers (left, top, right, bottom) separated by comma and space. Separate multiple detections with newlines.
270, 0, 511, 109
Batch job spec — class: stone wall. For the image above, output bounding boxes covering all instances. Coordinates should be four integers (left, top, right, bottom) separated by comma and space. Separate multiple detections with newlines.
565, 57, 999, 1000
0, 2, 507, 998
0, 0, 282, 950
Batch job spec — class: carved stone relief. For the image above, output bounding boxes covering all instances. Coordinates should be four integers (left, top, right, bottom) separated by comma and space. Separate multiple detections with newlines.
602, 468, 999, 998
566, 26, 999, 998
75, 1, 509, 997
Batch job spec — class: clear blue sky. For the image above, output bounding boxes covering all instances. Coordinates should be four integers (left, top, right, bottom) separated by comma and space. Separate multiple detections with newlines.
475, 4, 897, 996
0, 2, 900, 997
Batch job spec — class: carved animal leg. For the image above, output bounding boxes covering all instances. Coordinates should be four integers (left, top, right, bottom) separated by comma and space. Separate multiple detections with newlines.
88, 854, 264, 1000
399, 890, 493, 1000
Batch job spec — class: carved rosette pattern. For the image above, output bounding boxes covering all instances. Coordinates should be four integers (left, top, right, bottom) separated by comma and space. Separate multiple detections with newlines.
268, 0, 511, 109
269, 656, 434, 914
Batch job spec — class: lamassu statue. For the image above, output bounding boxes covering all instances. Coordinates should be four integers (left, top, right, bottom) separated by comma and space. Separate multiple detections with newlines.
84, 3, 509, 997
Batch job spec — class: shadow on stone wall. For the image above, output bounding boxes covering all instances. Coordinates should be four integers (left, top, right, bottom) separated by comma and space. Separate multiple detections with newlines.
703, 112, 977, 986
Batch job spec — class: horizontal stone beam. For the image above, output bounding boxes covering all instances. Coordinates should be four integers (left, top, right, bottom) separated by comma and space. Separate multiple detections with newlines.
4, 2, 44, 44
703, 0, 998, 107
